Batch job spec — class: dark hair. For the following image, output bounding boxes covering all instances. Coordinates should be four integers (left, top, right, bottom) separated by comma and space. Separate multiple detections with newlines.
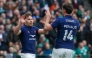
25, 11, 32, 19
62, 3, 73, 14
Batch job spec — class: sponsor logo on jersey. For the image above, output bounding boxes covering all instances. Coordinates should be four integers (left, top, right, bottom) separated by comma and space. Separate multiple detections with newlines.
34, 30, 36, 33
30, 35, 36, 37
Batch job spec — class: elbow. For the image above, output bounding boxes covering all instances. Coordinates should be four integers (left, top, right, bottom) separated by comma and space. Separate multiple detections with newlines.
43, 28, 48, 34
44, 27, 48, 31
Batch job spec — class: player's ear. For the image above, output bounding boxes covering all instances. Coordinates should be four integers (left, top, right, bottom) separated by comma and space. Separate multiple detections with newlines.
63, 9, 66, 14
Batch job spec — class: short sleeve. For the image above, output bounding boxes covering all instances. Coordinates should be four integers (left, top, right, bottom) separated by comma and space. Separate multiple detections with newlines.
20, 26, 24, 32
18, 26, 24, 37
35, 27, 39, 34
51, 18, 60, 29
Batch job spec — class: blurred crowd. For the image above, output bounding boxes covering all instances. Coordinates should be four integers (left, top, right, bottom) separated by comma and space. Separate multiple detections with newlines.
0, 0, 92, 58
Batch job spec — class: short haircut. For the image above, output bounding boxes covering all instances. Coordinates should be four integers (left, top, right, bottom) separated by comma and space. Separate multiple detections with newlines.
62, 3, 73, 14
25, 11, 32, 19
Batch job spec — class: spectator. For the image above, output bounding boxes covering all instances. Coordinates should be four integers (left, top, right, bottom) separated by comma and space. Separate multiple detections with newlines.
0, 25, 7, 50
18, 0, 26, 11
82, 40, 88, 49
76, 22, 86, 46
1, 13, 7, 25
55, 9, 63, 18
43, 43, 52, 58
14, 44, 21, 58
38, 34, 49, 47
72, 0, 79, 9
78, 0, 84, 6
77, 5, 84, 18
36, 44, 43, 55
0, 17, 3, 25
86, 23, 92, 46
33, 9, 40, 22
20, 5, 27, 15
0, 2, 5, 16
76, 42, 88, 58
7, 25, 19, 44
5, 47, 16, 58
4, 0, 19, 18
13, 9, 20, 20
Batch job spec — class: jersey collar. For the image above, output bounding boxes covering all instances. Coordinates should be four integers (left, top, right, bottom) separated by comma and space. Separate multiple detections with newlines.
65, 15, 72, 17
24, 24, 33, 28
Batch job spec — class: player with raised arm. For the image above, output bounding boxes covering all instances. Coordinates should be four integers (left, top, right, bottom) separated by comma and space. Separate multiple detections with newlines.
44, 2, 80, 58
14, 12, 48, 58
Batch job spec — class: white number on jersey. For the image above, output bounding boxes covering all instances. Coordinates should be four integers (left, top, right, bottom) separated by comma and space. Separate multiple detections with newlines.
63, 30, 73, 41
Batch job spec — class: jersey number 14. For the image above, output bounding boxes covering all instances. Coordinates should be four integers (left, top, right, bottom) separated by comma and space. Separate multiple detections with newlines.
63, 30, 73, 41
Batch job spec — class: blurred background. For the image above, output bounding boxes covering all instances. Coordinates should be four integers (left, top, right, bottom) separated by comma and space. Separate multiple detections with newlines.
0, 0, 92, 58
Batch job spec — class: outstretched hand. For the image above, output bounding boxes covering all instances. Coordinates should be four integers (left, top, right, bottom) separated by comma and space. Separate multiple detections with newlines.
45, 10, 51, 19
19, 15, 25, 26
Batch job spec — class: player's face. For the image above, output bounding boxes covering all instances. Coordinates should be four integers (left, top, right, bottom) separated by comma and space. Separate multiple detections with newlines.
25, 16, 34, 26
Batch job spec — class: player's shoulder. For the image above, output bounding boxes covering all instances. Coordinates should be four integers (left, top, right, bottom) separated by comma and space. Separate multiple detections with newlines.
56, 17, 65, 22
58, 16, 65, 20
32, 26, 38, 28
58, 16, 73, 21
73, 18, 80, 24
21, 25, 26, 29
72, 18, 80, 28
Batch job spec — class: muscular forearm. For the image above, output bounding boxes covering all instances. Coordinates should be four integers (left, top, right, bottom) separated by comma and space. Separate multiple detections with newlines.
38, 18, 50, 34
14, 13, 25, 35
44, 18, 52, 31
43, 10, 53, 31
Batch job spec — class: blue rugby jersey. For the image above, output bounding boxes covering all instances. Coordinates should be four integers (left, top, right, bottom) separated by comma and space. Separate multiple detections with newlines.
51, 15, 80, 49
19, 25, 39, 54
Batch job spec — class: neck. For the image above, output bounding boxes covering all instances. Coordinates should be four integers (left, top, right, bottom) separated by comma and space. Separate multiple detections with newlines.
64, 13, 71, 16
25, 23, 27, 26
25, 24, 32, 27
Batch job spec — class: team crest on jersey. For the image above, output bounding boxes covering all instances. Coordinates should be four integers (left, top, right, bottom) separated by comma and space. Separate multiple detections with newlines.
34, 30, 36, 33
28, 31, 30, 33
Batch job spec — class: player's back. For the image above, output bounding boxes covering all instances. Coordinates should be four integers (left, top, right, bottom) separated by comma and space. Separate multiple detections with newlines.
53, 15, 80, 49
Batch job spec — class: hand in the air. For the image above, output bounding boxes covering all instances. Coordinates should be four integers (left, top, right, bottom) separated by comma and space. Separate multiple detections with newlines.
19, 15, 25, 26
45, 10, 51, 19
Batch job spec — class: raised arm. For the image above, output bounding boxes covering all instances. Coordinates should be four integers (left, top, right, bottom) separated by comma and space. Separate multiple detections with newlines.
38, 17, 50, 34
43, 10, 53, 31
14, 15, 25, 35
38, 10, 53, 34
